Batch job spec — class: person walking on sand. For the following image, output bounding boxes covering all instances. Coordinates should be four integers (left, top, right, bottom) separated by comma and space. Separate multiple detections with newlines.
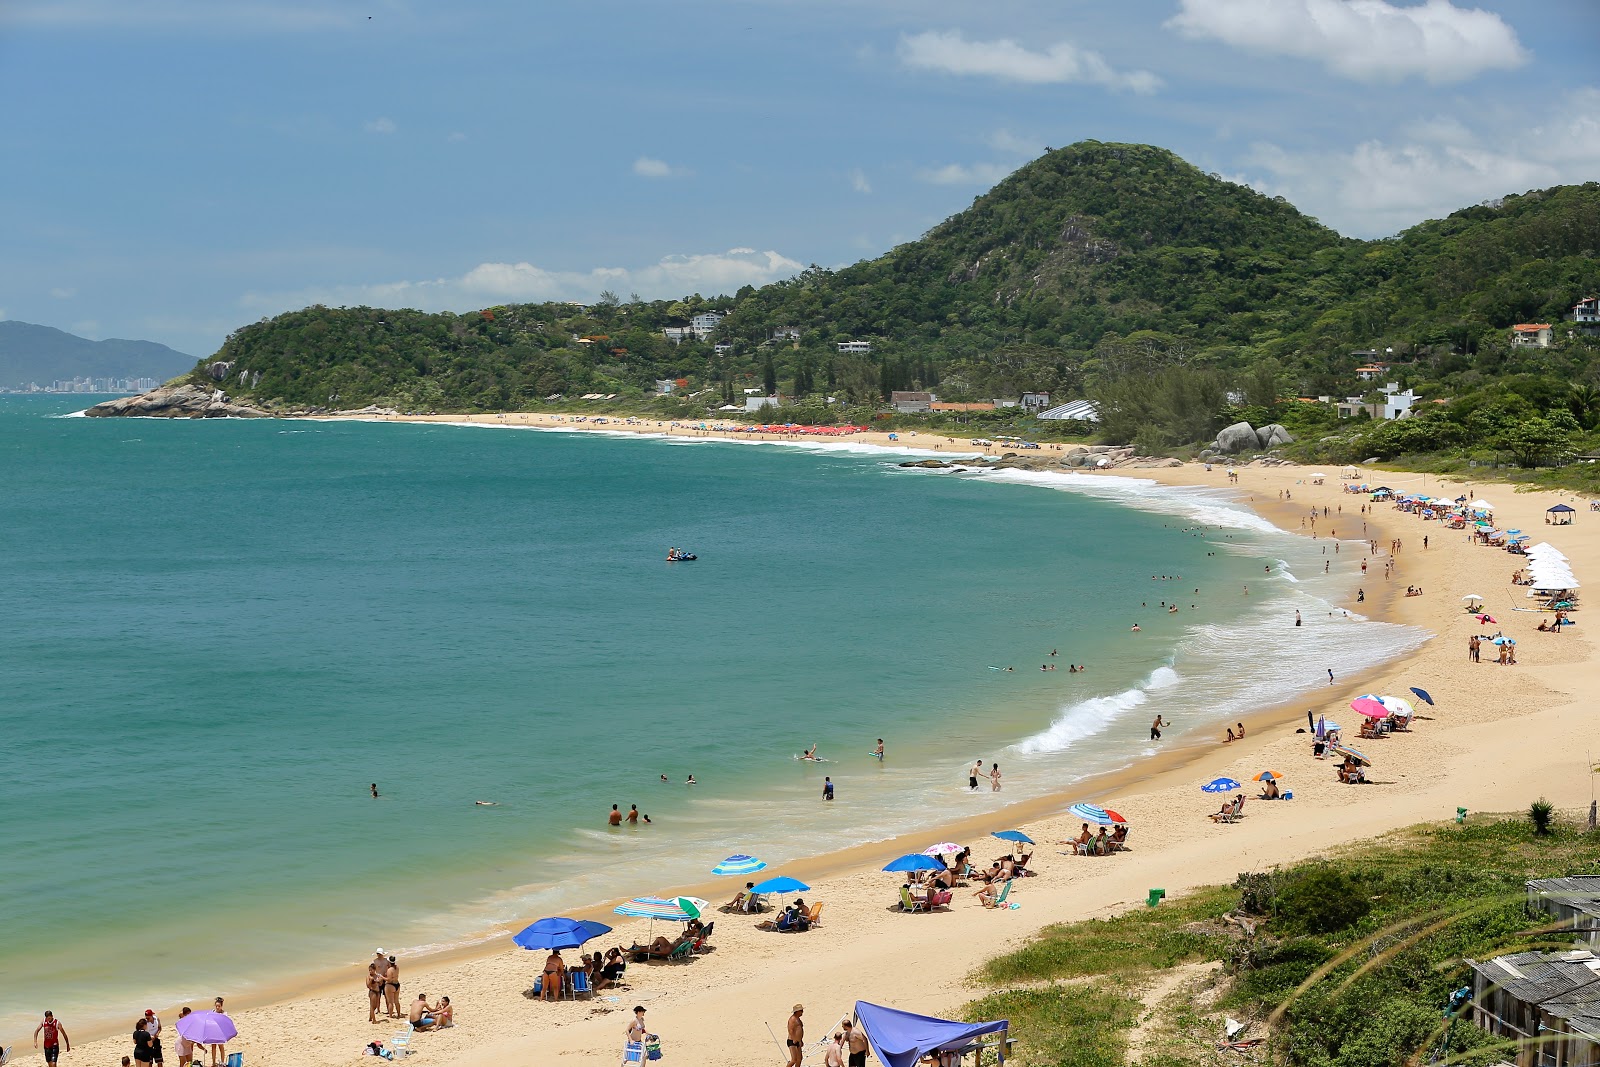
626, 1006, 649, 1049
787, 1005, 806, 1067
35, 1010, 70, 1064
1327, 668, 1335, 685
989, 762, 1002, 791
969, 758, 983, 791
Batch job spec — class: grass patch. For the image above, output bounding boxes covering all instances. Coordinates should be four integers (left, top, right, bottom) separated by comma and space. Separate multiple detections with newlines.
962, 984, 1143, 1067
978, 885, 1236, 984
962, 817, 1600, 1067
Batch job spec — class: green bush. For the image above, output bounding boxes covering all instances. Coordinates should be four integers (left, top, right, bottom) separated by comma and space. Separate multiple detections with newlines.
1274, 865, 1372, 935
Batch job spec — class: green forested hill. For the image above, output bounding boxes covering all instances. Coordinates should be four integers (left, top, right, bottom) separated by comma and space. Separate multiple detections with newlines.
181, 141, 1600, 434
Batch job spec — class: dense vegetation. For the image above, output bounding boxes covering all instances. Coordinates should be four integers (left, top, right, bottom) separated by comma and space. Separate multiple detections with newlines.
182, 141, 1600, 472
964, 816, 1598, 1067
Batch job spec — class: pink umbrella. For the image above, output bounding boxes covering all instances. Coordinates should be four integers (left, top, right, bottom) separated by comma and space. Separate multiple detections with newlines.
1351, 698, 1389, 719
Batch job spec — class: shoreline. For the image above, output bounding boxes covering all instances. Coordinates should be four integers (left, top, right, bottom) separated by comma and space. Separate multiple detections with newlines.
48, 416, 1600, 1065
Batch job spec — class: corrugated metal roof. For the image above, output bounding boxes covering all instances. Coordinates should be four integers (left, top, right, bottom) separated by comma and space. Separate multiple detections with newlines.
1531, 877, 1600, 921
1472, 951, 1600, 1005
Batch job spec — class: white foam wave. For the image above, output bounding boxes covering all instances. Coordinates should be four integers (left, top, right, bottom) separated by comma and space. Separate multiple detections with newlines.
971, 468, 1283, 534
1014, 665, 1180, 755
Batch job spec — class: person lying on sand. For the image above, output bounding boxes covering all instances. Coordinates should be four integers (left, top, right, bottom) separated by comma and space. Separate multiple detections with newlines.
628, 933, 692, 957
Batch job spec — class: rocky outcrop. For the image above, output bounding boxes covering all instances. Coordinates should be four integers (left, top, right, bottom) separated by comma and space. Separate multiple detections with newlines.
1256, 424, 1294, 448
1214, 422, 1260, 454
84, 383, 270, 419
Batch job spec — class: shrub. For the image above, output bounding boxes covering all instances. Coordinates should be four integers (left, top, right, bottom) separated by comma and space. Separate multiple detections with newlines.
1530, 798, 1555, 835
1274, 865, 1371, 936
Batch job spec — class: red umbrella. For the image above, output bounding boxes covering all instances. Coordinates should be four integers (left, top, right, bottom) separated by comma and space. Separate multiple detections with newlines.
1351, 697, 1388, 719
1102, 808, 1128, 823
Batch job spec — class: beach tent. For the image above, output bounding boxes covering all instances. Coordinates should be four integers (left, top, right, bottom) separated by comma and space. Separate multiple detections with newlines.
1549, 504, 1576, 525
854, 1001, 1009, 1067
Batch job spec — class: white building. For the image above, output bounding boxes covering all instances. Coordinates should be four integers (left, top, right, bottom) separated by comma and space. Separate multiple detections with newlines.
1572, 297, 1599, 336
1020, 392, 1051, 411
713, 343, 734, 355
690, 312, 725, 341
772, 327, 802, 341
745, 395, 781, 412
1511, 323, 1553, 348
1336, 382, 1416, 420
662, 326, 691, 345
837, 340, 873, 354
1354, 363, 1390, 381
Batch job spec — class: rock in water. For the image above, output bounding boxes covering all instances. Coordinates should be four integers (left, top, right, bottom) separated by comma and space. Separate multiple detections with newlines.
1214, 422, 1259, 454
84, 383, 269, 418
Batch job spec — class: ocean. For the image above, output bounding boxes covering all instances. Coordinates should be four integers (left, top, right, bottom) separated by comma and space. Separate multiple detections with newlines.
0, 395, 1425, 1036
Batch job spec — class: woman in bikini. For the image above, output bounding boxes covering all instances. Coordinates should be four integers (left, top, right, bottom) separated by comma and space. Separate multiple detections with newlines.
366, 963, 383, 1023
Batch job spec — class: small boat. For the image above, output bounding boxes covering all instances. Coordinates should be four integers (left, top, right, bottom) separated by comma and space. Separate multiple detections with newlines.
667, 552, 697, 562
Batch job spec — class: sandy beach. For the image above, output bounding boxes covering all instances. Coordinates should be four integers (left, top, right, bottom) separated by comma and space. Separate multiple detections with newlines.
57, 414, 1600, 1067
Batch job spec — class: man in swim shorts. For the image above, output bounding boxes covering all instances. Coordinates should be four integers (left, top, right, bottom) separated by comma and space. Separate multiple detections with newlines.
35, 1011, 70, 1063
608, 804, 622, 826
970, 758, 983, 790
843, 1019, 870, 1067
787, 1005, 805, 1067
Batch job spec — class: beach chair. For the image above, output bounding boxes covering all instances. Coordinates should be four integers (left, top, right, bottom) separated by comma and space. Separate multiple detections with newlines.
622, 1040, 645, 1065
982, 879, 1013, 909
390, 1024, 414, 1060
571, 969, 592, 998
805, 902, 824, 927
692, 920, 715, 952
900, 885, 926, 913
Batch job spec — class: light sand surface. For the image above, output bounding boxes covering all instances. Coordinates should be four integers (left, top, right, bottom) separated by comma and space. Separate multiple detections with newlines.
61, 421, 1600, 1066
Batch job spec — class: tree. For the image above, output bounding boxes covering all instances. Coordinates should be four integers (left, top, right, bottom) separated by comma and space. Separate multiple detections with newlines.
763, 354, 777, 397
1496, 417, 1572, 468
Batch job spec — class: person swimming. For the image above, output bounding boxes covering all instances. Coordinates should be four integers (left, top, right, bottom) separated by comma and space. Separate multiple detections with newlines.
801, 743, 818, 760
686, 775, 697, 785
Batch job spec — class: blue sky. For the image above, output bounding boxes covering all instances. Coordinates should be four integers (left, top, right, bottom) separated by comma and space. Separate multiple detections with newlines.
2, 0, 1596, 357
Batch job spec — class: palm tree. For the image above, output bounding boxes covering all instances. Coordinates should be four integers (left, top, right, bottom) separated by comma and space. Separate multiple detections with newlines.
1567, 384, 1600, 430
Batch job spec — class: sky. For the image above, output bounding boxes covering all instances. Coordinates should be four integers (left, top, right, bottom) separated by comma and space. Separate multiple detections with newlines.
1, 0, 1597, 357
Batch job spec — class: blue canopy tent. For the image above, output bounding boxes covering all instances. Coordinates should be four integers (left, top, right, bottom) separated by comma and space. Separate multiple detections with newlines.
855, 1001, 1010, 1067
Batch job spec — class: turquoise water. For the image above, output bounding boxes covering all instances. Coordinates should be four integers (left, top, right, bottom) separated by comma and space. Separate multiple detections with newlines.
0, 396, 1422, 1036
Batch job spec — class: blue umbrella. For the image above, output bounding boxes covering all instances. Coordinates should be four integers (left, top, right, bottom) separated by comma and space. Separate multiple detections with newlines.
512, 917, 613, 951
711, 854, 768, 876
1409, 686, 1434, 706
750, 875, 810, 895
991, 829, 1035, 844
1202, 777, 1242, 793
882, 853, 942, 873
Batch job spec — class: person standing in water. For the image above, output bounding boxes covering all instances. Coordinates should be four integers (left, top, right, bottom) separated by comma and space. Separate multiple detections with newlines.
873, 739, 884, 761
1150, 715, 1168, 741
370, 783, 379, 798
823, 776, 834, 801
989, 763, 1002, 791
969, 758, 983, 791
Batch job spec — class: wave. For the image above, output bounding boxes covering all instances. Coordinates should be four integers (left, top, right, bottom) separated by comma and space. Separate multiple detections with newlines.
952, 467, 1285, 534
1014, 665, 1181, 754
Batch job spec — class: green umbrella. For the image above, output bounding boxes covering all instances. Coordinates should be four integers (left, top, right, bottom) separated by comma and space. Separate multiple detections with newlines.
675, 896, 702, 919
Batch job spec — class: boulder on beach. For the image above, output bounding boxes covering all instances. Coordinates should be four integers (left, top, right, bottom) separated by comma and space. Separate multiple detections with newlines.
1256, 424, 1294, 448
84, 383, 269, 419
1214, 422, 1259, 454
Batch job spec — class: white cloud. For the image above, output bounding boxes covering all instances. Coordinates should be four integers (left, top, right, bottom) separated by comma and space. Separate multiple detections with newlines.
1239, 88, 1600, 236
238, 248, 805, 315
447, 131, 468, 143
49, 287, 76, 299
632, 156, 689, 179
917, 161, 1018, 186
1166, 0, 1527, 84
364, 117, 397, 135
899, 30, 1160, 94
850, 169, 872, 194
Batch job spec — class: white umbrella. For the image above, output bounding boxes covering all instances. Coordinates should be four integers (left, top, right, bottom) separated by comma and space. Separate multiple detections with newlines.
1471, 499, 1495, 510
1529, 543, 1569, 561
922, 842, 964, 857
1311, 472, 1327, 478
1378, 696, 1415, 718
1461, 594, 1483, 603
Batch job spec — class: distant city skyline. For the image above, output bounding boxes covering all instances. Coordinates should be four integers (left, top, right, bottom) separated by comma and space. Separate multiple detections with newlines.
4, 376, 161, 395
0, 0, 1595, 357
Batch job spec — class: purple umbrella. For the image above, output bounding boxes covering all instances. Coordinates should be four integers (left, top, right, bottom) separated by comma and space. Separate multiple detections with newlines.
175, 1011, 237, 1045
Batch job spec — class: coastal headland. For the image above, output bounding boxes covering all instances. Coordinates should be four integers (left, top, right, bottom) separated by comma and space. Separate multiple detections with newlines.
57, 412, 1600, 1066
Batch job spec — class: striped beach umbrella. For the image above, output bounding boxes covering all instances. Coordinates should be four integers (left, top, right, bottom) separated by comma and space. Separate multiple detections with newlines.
1068, 803, 1127, 825
613, 896, 709, 921
1202, 777, 1242, 793
711, 854, 768, 876
1331, 745, 1371, 766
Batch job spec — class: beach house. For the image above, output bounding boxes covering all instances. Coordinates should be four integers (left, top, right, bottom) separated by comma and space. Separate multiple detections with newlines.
1355, 362, 1390, 381
1335, 382, 1417, 420
890, 391, 934, 413
1469, 949, 1600, 1067
1512, 324, 1555, 348
837, 340, 873, 354
1530, 878, 1600, 949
